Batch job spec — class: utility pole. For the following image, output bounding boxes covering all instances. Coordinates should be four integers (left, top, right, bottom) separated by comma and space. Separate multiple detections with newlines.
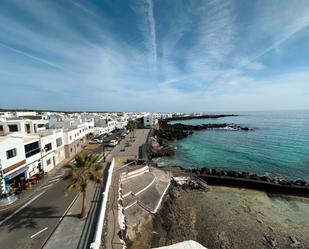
102, 137, 105, 162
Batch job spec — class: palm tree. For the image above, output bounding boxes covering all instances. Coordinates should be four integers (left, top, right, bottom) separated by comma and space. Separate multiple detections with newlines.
63, 153, 102, 218
127, 120, 137, 140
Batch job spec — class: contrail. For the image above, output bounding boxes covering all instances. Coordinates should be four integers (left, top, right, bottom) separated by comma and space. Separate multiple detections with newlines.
0, 41, 65, 71
146, 0, 157, 66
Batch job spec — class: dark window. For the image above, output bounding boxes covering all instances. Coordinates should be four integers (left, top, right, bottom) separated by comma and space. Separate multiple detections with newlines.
44, 143, 52, 152
24, 141, 40, 158
8, 124, 18, 132
38, 124, 45, 128
70, 148, 73, 152
47, 159, 51, 165
69, 136, 72, 140
25, 124, 31, 133
0, 125, 4, 131
56, 137, 62, 147
6, 148, 17, 159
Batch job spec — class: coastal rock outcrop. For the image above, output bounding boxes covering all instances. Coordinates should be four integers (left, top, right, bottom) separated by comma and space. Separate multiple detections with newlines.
153, 120, 254, 144
147, 136, 176, 159
166, 114, 238, 121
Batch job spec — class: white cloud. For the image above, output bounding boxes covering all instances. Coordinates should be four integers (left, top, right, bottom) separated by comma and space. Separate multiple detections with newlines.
0, 0, 309, 111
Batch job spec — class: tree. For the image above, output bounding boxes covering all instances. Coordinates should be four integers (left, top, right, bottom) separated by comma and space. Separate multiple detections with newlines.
127, 120, 137, 139
63, 153, 102, 218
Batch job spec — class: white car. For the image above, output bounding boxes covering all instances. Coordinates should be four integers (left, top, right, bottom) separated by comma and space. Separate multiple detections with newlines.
89, 139, 103, 144
108, 140, 118, 147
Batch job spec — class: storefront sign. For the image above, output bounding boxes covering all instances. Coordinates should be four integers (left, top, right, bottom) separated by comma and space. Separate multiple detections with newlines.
3, 160, 26, 174
4, 166, 29, 181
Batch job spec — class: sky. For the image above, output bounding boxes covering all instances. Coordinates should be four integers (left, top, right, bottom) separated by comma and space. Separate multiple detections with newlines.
0, 0, 309, 112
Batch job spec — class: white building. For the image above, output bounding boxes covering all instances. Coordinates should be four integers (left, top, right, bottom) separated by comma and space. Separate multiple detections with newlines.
0, 133, 42, 194
39, 129, 65, 172
0, 118, 48, 135
143, 114, 158, 127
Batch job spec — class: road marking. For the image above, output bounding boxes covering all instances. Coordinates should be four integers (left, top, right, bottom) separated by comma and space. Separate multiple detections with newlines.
39, 194, 80, 249
41, 182, 56, 189
49, 174, 63, 180
0, 191, 46, 226
48, 179, 60, 184
30, 227, 48, 239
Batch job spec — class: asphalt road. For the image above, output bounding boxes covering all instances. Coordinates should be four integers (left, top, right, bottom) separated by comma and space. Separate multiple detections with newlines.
0, 177, 76, 249
0, 130, 124, 249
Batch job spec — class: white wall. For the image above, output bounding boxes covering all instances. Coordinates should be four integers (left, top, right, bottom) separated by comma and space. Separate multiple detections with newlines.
0, 136, 25, 171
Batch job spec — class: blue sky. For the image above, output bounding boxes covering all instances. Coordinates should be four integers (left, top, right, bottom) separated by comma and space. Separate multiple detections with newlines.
0, 0, 309, 112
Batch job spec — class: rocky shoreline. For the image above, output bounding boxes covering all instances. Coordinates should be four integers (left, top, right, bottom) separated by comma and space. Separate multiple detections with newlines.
163, 166, 309, 197
156, 119, 253, 140
148, 119, 253, 159
166, 114, 238, 121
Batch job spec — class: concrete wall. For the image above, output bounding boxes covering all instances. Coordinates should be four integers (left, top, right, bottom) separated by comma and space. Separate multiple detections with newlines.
64, 139, 82, 159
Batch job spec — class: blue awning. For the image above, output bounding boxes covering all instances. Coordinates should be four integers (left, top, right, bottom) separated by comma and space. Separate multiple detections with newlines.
4, 166, 28, 181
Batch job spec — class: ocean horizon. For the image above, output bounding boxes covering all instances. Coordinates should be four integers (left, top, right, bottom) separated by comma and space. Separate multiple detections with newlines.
156, 109, 309, 181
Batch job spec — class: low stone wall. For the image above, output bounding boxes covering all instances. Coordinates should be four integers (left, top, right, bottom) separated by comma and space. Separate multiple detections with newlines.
200, 174, 309, 197
188, 167, 309, 197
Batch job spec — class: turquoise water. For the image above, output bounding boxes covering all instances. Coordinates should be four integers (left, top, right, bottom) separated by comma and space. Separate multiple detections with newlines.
157, 110, 309, 180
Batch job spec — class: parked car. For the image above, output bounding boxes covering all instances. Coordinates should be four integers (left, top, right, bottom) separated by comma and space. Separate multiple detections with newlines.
89, 139, 100, 144
108, 140, 118, 147
90, 138, 103, 144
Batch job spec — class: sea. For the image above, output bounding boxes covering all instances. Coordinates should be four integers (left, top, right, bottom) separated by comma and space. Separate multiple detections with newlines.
155, 110, 309, 181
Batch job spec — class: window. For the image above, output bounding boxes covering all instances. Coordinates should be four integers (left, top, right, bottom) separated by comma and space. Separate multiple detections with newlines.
25, 124, 31, 133
47, 159, 51, 165
56, 137, 62, 147
0, 125, 3, 131
44, 143, 52, 152
69, 136, 72, 140
70, 148, 73, 152
8, 124, 18, 132
24, 141, 40, 158
38, 124, 45, 128
6, 148, 17, 159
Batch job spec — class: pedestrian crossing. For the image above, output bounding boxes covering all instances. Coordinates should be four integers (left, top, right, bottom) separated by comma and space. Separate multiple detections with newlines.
41, 173, 63, 190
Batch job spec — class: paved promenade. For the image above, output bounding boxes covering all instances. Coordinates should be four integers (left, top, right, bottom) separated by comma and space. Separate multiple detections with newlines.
104, 129, 150, 249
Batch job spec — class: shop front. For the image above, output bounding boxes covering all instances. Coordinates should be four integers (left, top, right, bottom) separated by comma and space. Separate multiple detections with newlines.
3, 166, 29, 194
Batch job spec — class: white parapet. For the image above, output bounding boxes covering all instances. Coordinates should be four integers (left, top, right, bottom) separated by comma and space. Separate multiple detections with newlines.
90, 157, 115, 249
152, 240, 208, 249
